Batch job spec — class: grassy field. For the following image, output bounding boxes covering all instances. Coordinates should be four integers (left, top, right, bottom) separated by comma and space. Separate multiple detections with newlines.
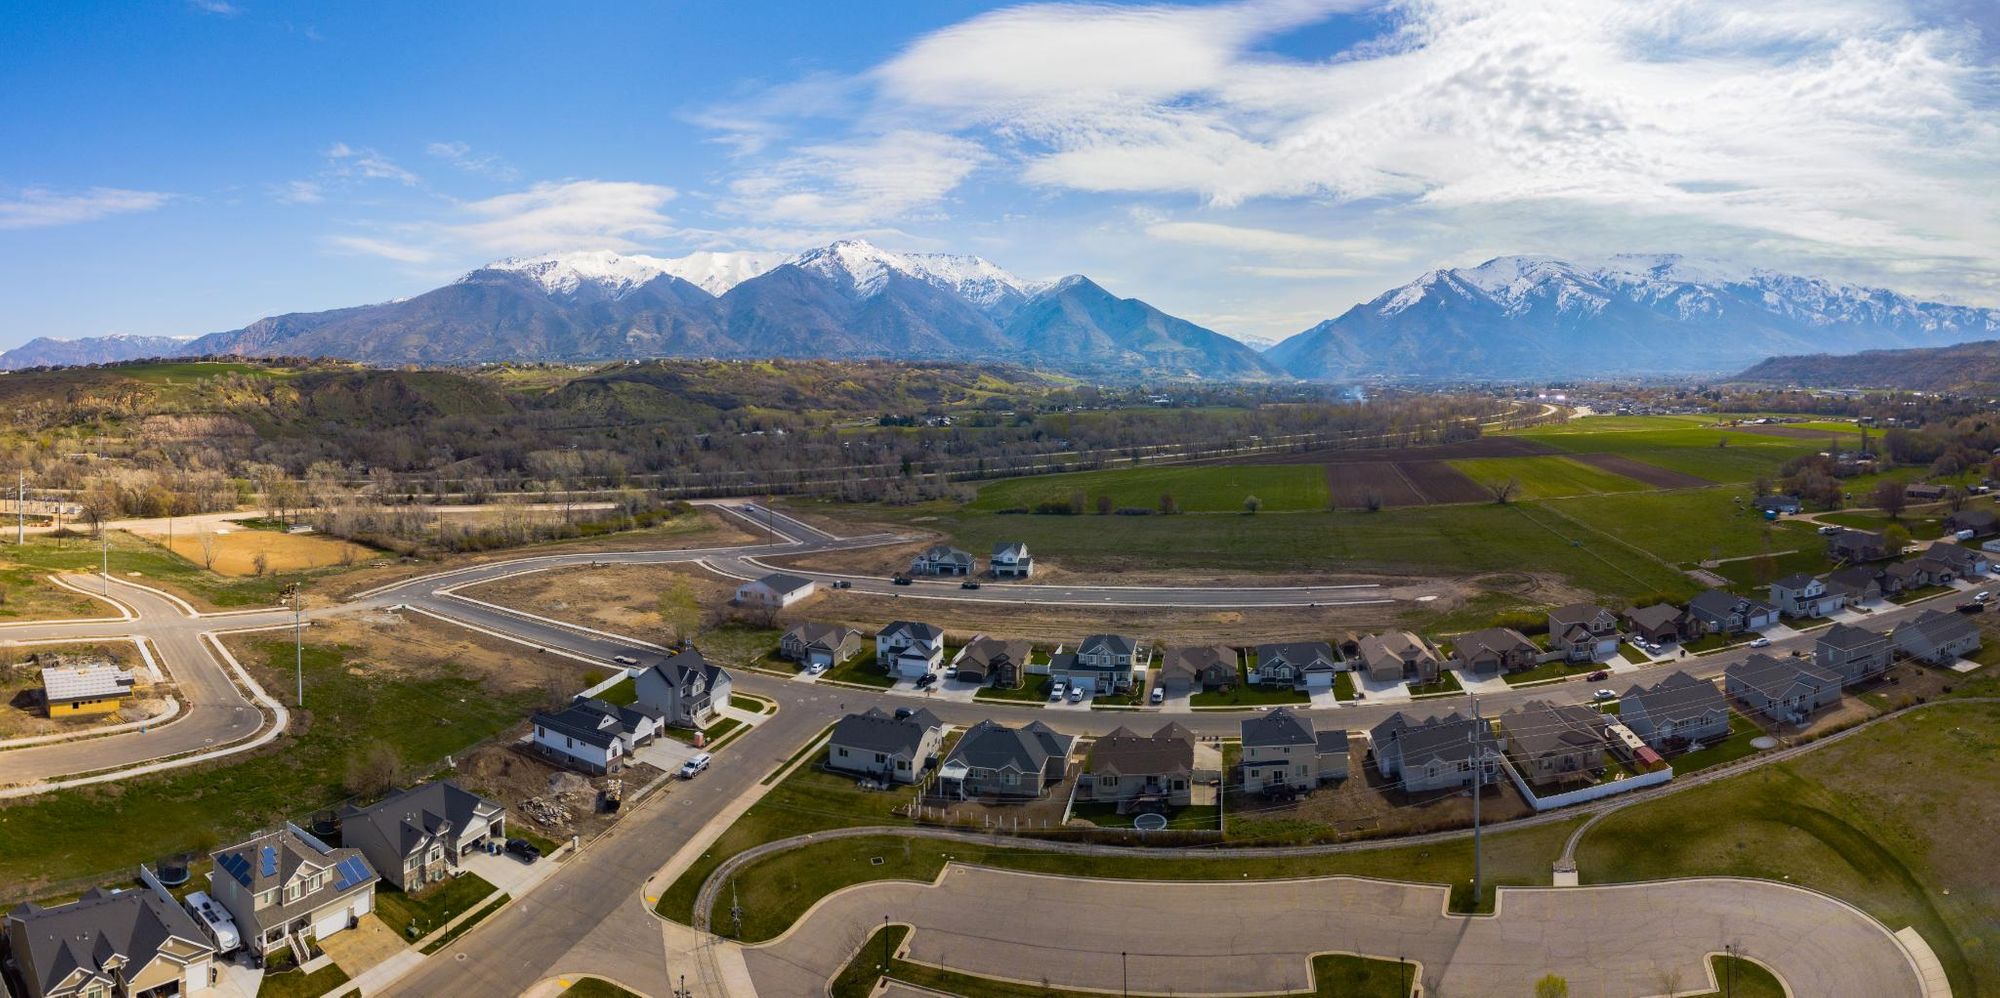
1504, 419, 1831, 483
1664, 713, 1765, 775
1818, 510, 1948, 540
0, 638, 539, 897
970, 464, 1331, 513
1447, 456, 1645, 499
113, 360, 291, 383
1578, 701, 2000, 996
373, 873, 500, 938
0, 531, 313, 609
0, 558, 104, 620
1544, 488, 1824, 567
162, 529, 377, 576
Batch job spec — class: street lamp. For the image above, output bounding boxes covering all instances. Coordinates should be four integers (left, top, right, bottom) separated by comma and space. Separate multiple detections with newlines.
281, 583, 305, 707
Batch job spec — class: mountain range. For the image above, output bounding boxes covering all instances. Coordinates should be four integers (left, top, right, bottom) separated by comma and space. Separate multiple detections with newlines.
1734, 339, 2000, 391
5, 246, 1996, 380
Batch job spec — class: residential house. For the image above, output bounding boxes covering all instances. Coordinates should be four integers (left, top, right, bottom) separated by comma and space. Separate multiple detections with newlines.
1547, 603, 1621, 661
1251, 641, 1339, 691
1770, 573, 1847, 618
1500, 700, 1607, 787
6, 888, 216, 998
1815, 623, 1893, 684
1618, 671, 1732, 752
1157, 645, 1238, 696
1354, 631, 1442, 684
1050, 634, 1146, 694
1753, 494, 1803, 515
952, 636, 1034, 688
208, 826, 376, 959
1623, 604, 1691, 645
1825, 566, 1884, 605
1904, 483, 1949, 503
1922, 542, 1990, 578
1368, 711, 1502, 794
1882, 558, 1946, 594
1827, 528, 1891, 563
1452, 628, 1539, 675
1945, 508, 1999, 538
909, 544, 975, 577
732, 572, 817, 609
990, 541, 1034, 579
825, 707, 944, 785
38, 663, 136, 718
1240, 708, 1347, 794
1685, 590, 1780, 635
338, 781, 507, 892
779, 622, 862, 668
1892, 609, 1982, 666
633, 649, 732, 729
1077, 722, 1198, 813
1725, 654, 1842, 725
530, 697, 663, 774
935, 720, 1073, 800
876, 621, 946, 679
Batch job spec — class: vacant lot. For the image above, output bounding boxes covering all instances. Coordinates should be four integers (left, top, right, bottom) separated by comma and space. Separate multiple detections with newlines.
971, 464, 1330, 513
0, 560, 105, 622
1449, 456, 1646, 500
460, 562, 733, 649
164, 528, 378, 577
1398, 460, 1488, 503
1326, 462, 1427, 507
1577, 700, 2000, 996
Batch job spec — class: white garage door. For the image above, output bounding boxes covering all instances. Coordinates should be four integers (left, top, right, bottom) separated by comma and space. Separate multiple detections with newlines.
313, 905, 350, 939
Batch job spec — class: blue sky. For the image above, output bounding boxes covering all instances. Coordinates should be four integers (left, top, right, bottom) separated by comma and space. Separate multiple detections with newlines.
2, 0, 1996, 349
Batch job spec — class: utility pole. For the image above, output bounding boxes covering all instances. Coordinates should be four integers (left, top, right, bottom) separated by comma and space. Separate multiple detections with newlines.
283, 583, 305, 707
1471, 695, 1483, 910
1725, 942, 1736, 996
15, 471, 23, 544
100, 529, 110, 595
880, 914, 890, 975
1122, 950, 1129, 997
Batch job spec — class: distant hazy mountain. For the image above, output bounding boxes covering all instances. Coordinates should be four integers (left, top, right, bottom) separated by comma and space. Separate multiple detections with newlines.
1735, 339, 2000, 390
1266, 255, 2000, 380
0, 334, 193, 370
15, 239, 1274, 379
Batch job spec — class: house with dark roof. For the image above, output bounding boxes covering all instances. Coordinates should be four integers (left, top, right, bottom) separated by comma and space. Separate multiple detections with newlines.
208, 826, 377, 959
909, 544, 975, 577
779, 622, 862, 668
1752, 494, 1803, 515
1451, 628, 1538, 675
338, 781, 506, 891
1881, 557, 1946, 593
1500, 700, 1607, 787
6, 887, 216, 998
732, 572, 817, 609
1077, 722, 1199, 812
1815, 623, 1892, 684
1622, 604, 1691, 644
1368, 712, 1502, 794
990, 541, 1034, 578
876, 620, 946, 679
1158, 645, 1238, 695
1826, 528, 1891, 563
1904, 483, 1949, 503
1251, 641, 1338, 691
951, 636, 1035, 688
633, 649, 732, 729
531, 697, 664, 774
1725, 654, 1842, 726
1922, 541, 1990, 578
1770, 574, 1846, 618
936, 720, 1073, 800
1892, 609, 1982, 666
1685, 590, 1779, 635
1945, 508, 1999, 538
1825, 566, 1885, 605
1547, 603, 1621, 661
1618, 671, 1731, 752
826, 707, 943, 784
1050, 634, 1146, 694
1240, 708, 1347, 794
1354, 631, 1440, 684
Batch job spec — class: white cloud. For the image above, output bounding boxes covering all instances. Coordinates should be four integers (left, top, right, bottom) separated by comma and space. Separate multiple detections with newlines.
187, 0, 239, 15
723, 130, 988, 226
325, 142, 419, 185
426, 141, 518, 181
0, 187, 173, 229
271, 180, 323, 205
328, 179, 680, 265
1144, 220, 1391, 257
326, 235, 436, 264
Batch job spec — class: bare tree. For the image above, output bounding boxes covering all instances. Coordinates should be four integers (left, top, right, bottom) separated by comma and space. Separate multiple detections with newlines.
197, 532, 218, 570
343, 742, 403, 799
1946, 485, 1970, 512
1485, 478, 1522, 505
251, 550, 269, 577
1872, 479, 1908, 519
1363, 492, 1383, 512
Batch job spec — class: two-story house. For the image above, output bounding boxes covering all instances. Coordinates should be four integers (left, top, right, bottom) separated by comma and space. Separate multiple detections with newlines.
1050, 634, 1146, 694
1684, 590, 1779, 635
1452, 628, 1538, 675
1368, 712, 1502, 794
337, 781, 507, 892
990, 541, 1034, 579
1547, 603, 1621, 662
1815, 623, 1892, 684
1500, 700, 1607, 787
1622, 604, 1691, 645
530, 697, 663, 774
1618, 671, 1732, 752
1827, 528, 1891, 563
951, 636, 1033, 688
876, 620, 946, 679
909, 544, 976, 577
1353, 632, 1441, 684
1250, 641, 1339, 692
1077, 722, 1199, 813
1725, 654, 1842, 726
1892, 609, 1982, 666
633, 649, 732, 729
1239, 708, 1347, 794
6, 888, 217, 998
208, 826, 377, 961
826, 707, 944, 784
936, 720, 1073, 800
779, 622, 862, 669
1769, 573, 1847, 619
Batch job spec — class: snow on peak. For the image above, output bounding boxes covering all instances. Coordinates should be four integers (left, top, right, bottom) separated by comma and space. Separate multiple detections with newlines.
658, 250, 789, 296
476, 249, 788, 298
790, 238, 1040, 307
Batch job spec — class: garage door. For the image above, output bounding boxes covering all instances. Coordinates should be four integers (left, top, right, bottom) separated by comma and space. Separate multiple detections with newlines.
313, 906, 350, 939
1306, 672, 1333, 691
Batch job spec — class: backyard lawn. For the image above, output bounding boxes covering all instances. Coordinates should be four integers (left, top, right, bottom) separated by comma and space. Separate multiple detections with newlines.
373, 873, 500, 938
1665, 713, 1766, 775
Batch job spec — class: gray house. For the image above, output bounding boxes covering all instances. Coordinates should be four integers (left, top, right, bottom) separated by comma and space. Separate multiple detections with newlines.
1725, 654, 1842, 725
991, 541, 1034, 578
1251, 641, 1339, 691
1825, 566, 1884, 605
1368, 711, 1502, 794
1547, 603, 1621, 661
7, 888, 217, 998
1685, 590, 1779, 635
1815, 623, 1892, 684
909, 544, 975, 576
1158, 644, 1238, 695
1623, 603, 1690, 644
1922, 542, 1990, 578
1770, 573, 1846, 619
209, 826, 377, 959
1892, 609, 1982, 666
633, 649, 732, 729
1619, 670, 1732, 752
1944, 509, 1999, 538
1827, 528, 1891, 563
1240, 708, 1347, 794
952, 636, 1034, 688
1051, 634, 1146, 693
338, 781, 507, 892
1500, 700, 1607, 787
936, 720, 1073, 800
1354, 631, 1440, 684
826, 707, 944, 784
1452, 627, 1538, 675
779, 622, 862, 668
1077, 722, 1198, 813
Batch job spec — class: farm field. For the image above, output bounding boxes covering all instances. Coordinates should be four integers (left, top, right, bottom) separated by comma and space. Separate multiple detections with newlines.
970, 464, 1329, 513
163, 528, 377, 576
1447, 455, 1646, 499
1503, 417, 1832, 482
1543, 489, 1825, 566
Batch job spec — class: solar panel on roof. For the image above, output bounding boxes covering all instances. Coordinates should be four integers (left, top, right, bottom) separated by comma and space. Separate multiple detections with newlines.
331, 856, 371, 891
259, 845, 277, 878
217, 852, 253, 887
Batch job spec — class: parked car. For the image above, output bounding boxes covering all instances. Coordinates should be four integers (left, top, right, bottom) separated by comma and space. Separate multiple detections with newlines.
808, 662, 827, 675
1977, 591, 1991, 603
679, 753, 712, 779
1817, 525, 1841, 535
1149, 686, 1164, 704
1587, 670, 1609, 682
1048, 682, 1067, 702
1749, 637, 1771, 648
960, 581, 982, 590
894, 707, 914, 720
504, 838, 542, 863
1067, 686, 1085, 703
892, 575, 913, 586
1593, 689, 1617, 701
914, 672, 938, 689
612, 654, 639, 666
834, 579, 852, 589
1957, 601, 1985, 614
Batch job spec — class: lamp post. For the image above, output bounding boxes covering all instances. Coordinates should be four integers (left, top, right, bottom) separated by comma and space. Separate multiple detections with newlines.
282, 583, 305, 707
100, 528, 110, 595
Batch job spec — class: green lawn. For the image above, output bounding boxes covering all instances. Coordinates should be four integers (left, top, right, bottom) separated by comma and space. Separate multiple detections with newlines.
594, 676, 637, 705
1579, 701, 2000, 996
820, 649, 896, 688
1500, 660, 1602, 686
1504, 419, 1831, 483
1687, 956, 1786, 998
1447, 456, 1646, 499
256, 963, 350, 998
1406, 670, 1466, 697
1192, 662, 1308, 707
1067, 802, 1219, 830
974, 678, 1052, 704
0, 558, 104, 620
970, 464, 1331, 513
1666, 713, 1766, 775
1818, 511, 1947, 540
1617, 642, 1651, 664
1543, 488, 1825, 568
373, 873, 501, 938
0, 638, 540, 896
1334, 671, 1357, 701
560, 979, 642, 998
419, 893, 509, 953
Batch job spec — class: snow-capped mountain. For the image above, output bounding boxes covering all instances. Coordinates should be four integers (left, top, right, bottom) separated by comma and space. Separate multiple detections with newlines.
479, 249, 789, 298
657, 250, 789, 296
1267, 255, 2000, 380
788, 240, 1045, 318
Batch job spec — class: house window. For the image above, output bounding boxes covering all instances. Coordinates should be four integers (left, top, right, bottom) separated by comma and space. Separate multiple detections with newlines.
836, 747, 848, 757
285, 883, 302, 903
256, 889, 277, 909
874, 753, 887, 764
1101, 775, 1119, 788
897, 760, 909, 771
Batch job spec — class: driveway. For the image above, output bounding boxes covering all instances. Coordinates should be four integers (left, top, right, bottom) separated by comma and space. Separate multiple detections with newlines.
1351, 672, 1412, 704
1455, 668, 1512, 696
744, 865, 1924, 998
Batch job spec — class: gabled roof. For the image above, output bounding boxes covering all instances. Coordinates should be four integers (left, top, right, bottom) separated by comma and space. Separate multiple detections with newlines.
917, 544, 973, 563
879, 620, 945, 645
211, 827, 376, 928
1369, 711, 1495, 767
8, 888, 215, 998
1771, 572, 1821, 591
1160, 644, 1236, 680
784, 621, 857, 650
944, 719, 1073, 775
533, 697, 658, 749
339, 780, 503, 858
1818, 622, 1887, 651
1241, 706, 1316, 747
829, 707, 941, 758
1620, 670, 1729, 725
1077, 634, 1138, 659
1897, 608, 1980, 649
1355, 631, 1435, 667
1548, 603, 1615, 629
1502, 700, 1606, 759
1623, 604, 1684, 631
993, 541, 1030, 559
1686, 589, 1773, 618
1923, 542, 1987, 571
1085, 722, 1194, 777
748, 572, 814, 595
1255, 641, 1335, 670
1726, 653, 1841, 702
645, 648, 730, 694
1455, 627, 1537, 659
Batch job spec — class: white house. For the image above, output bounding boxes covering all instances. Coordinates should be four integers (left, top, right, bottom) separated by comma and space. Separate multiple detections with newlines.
991, 541, 1034, 578
530, 697, 664, 774
1769, 573, 1847, 619
733, 572, 817, 609
876, 621, 946, 679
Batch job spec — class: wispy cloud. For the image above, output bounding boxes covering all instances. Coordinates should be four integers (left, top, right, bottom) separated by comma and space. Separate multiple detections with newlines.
270, 180, 323, 205
324, 142, 419, 185
722, 130, 988, 227
187, 0, 239, 15
425, 141, 519, 181
0, 187, 174, 229
328, 179, 680, 265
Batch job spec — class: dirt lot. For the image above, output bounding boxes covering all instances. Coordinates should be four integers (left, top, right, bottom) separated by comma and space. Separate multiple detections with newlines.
164, 529, 376, 577
303, 608, 599, 695
1226, 749, 1535, 842
451, 743, 664, 843
1400, 461, 1489, 503
1326, 462, 1426, 508
0, 642, 168, 740
459, 562, 737, 649
1570, 452, 1713, 488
